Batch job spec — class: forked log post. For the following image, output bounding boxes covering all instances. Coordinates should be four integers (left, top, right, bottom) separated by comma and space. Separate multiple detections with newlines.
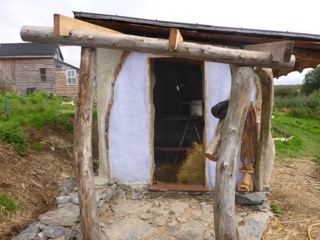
74, 47, 101, 240
20, 25, 295, 70
214, 65, 253, 240
253, 68, 274, 191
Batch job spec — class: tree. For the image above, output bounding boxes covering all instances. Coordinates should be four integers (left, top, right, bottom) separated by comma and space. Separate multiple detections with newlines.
302, 66, 320, 94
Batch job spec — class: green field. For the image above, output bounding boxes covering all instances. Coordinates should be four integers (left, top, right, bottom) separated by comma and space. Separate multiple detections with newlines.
273, 85, 320, 167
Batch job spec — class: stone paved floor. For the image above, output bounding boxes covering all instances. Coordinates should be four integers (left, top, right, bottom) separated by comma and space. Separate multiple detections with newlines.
14, 180, 273, 240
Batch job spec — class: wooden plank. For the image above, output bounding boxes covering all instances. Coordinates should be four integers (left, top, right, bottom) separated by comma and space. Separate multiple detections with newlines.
214, 65, 253, 240
21, 26, 296, 70
169, 28, 183, 51
73, 47, 101, 239
54, 14, 120, 36
244, 41, 294, 63
149, 184, 207, 192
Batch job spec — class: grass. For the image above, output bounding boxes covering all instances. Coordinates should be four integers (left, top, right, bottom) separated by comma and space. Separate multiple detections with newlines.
271, 112, 320, 167
270, 201, 284, 215
0, 92, 76, 155
0, 193, 23, 218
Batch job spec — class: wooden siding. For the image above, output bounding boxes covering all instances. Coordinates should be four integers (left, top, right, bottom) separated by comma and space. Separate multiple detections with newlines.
15, 58, 56, 95
0, 59, 15, 86
54, 71, 78, 97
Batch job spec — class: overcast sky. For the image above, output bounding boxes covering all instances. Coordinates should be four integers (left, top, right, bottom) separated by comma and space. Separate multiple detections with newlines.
1, 0, 319, 84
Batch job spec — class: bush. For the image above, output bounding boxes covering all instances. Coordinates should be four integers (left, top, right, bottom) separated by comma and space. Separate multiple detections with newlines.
274, 90, 320, 120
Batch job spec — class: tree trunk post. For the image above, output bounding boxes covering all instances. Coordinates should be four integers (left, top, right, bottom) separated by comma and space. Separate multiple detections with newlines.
214, 65, 254, 240
253, 68, 274, 191
74, 47, 101, 240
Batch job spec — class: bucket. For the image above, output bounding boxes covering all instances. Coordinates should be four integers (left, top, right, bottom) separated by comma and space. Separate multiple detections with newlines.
189, 100, 203, 116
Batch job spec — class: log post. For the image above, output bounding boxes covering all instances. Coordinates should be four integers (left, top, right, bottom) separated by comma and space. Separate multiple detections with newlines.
214, 65, 253, 240
253, 68, 274, 191
74, 47, 101, 240
20, 26, 296, 70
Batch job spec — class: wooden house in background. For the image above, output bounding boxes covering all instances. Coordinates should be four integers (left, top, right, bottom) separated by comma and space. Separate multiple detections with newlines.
0, 43, 79, 97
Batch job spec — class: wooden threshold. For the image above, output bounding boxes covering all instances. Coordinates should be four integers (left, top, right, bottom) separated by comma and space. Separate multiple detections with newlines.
149, 183, 208, 192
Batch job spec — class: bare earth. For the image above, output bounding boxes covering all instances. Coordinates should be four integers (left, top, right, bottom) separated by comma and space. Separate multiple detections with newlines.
0, 126, 319, 239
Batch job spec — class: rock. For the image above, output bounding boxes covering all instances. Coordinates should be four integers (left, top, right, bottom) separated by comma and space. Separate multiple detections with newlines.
237, 211, 273, 240
169, 221, 204, 240
13, 222, 42, 240
104, 218, 156, 239
235, 192, 268, 205
42, 226, 65, 238
153, 199, 160, 207
203, 230, 214, 240
140, 213, 153, 220
152, 215, 167, 226
68, 192, 79, 205
65, 223, 83, 240
56, 195, 70, 205
176, 216, 188, 223
94, 176, 109, 188
131, 190, 144, 200
39, 205, 80, 227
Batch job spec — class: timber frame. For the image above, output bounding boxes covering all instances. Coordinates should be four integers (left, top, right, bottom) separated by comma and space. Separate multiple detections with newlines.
20, 12, 320, 240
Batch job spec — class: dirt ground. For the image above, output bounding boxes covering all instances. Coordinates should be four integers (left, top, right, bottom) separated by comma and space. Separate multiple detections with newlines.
0, 125, 319, 239
263, 159, 320, 240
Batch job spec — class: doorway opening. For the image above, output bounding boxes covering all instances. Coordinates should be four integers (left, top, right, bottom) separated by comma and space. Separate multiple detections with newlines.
151, 57, 205, 186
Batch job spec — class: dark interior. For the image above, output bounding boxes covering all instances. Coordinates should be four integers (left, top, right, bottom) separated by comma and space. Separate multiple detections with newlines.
152, 58, 204, 183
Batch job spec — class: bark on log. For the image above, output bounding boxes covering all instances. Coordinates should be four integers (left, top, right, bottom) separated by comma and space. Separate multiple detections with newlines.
205, 119, 224, 161
253, 68, 274, 192
20, 26, 295, 70
214, 65, 253, 240
74, 47, 101, 240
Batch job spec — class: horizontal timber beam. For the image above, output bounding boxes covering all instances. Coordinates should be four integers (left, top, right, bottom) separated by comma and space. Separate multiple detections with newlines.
21, 25, 295, 69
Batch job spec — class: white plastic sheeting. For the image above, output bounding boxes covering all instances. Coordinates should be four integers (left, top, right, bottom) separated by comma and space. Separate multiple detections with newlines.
205, 62, 232, 189
109, 52, 151, 184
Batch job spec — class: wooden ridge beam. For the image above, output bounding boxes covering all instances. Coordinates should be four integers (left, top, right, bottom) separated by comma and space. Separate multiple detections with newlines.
54, 14, 120, 36
21, 25, 295, 69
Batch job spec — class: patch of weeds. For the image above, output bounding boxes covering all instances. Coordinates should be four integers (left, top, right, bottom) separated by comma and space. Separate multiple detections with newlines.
270, 201, 284, 215
0, 193, 23, 217
0, 122, 26, 156
31, 142, 45, 150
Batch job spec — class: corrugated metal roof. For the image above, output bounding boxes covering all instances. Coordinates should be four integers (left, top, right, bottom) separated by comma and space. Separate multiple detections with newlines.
73, 12, 320, 76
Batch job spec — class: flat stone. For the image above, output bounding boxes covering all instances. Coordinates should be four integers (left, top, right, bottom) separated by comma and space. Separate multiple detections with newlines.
56, 195, 71, 205
13, 222, 42, 240
237, 211, 273, 240
152, 215, 167, 226
131, 190, 144, 200
140, 213, 153, 220
39, 205, 80, 227
235, 192, 268, 205
104, 217, 156, 239
42, 226, 65, 238
169, 221, 204, 240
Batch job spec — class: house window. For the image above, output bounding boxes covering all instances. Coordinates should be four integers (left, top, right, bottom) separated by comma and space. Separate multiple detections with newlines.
67, 70, 77, 85
39, 68, 46, 81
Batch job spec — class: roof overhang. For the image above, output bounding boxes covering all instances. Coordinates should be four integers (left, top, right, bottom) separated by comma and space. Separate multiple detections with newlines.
73, 11, 320, 77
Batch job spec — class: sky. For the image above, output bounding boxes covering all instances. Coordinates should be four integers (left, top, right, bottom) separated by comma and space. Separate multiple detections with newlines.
1, 0, 319, 85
